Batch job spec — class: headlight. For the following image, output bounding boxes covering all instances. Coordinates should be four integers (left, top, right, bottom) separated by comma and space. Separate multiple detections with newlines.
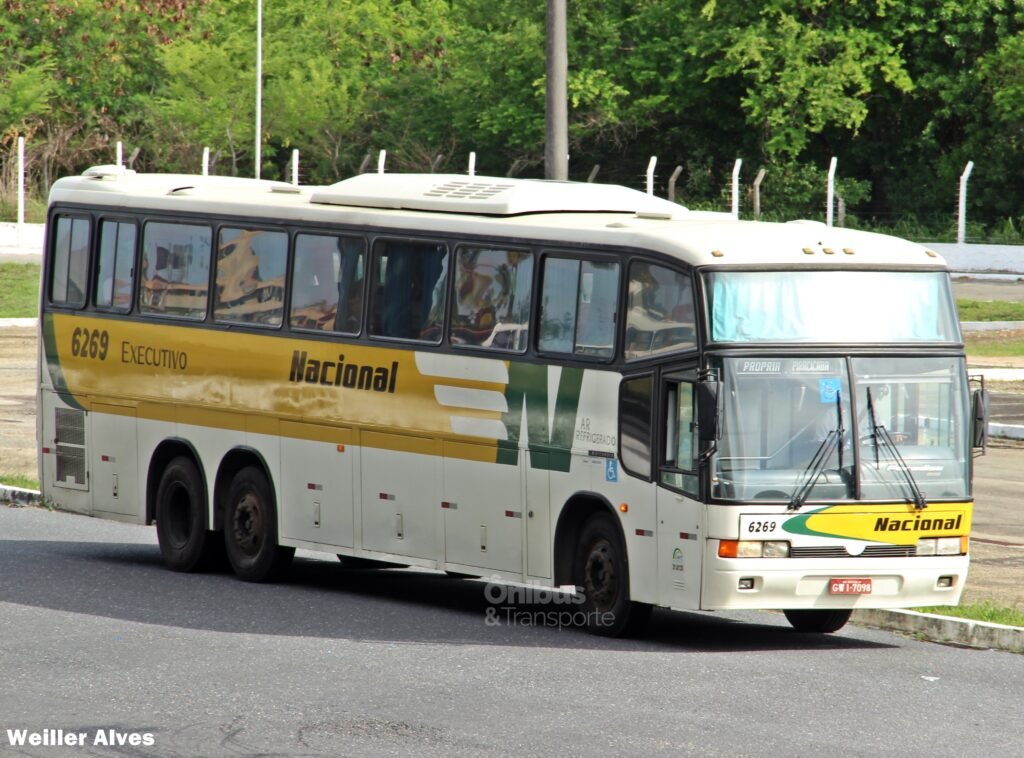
936, 537, 962, 556
763, 541, 790, 558
917, 537, 966, 556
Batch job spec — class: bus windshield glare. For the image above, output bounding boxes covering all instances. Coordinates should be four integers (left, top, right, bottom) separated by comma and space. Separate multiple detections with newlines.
710, 356, 970, 503
707, 271, 960, 343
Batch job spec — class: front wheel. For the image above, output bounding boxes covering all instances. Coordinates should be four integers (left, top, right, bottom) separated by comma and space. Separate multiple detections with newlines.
573, 512, 651, 637
224, 466, 294, 582
783, 608, 853, 633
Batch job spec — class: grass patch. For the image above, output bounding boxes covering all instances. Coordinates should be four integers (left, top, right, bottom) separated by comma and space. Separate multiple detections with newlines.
0, 262, 40, 317
964, 332, 1024, 357
0, 195, 47, 224
988, 380, 1024, 393
958, 299, 1024, 322
0, 474, 40, 491
917, 601, 1024, 627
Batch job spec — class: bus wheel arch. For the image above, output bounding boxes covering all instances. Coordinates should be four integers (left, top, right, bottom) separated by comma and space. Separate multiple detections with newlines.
553, 493, 651, 637
215, 448, 294, 582
553, 493, 618, 588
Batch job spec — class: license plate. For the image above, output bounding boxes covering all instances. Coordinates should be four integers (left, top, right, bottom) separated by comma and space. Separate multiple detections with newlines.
829, 578, 872, 595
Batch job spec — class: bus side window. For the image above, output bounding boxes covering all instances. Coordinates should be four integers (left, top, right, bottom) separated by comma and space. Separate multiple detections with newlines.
50, 215, 90, 308
370, 240, 448, 343
662, 382, 699, 496
290, 234, 365, 334
95, 220, 137, 312
538, 256, 620, 358
450, 246, 533, 352
214, 227, 288, 327
619, 375, 653, 480
139, 221, 212, 320
625, 262, 695, 361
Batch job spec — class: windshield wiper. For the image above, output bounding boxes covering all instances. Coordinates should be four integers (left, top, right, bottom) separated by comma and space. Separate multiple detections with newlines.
788, 392, 845, 512
866, 388, 927, 510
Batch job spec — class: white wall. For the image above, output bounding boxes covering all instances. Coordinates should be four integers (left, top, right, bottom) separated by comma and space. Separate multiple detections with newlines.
0, 222, 44, 255
929, 242, 1024, 275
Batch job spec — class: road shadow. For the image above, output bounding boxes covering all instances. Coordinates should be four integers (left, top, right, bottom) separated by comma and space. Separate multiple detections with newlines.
0, 535, 895, 653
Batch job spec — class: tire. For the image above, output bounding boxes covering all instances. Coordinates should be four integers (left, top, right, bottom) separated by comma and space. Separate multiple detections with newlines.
155, 456, 214, 572
783, 608, 853, 633
573, 512, 652, 637
224, 466, 294, 582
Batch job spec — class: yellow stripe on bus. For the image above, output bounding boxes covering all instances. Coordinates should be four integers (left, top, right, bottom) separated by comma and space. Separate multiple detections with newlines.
48, 314, 510, 460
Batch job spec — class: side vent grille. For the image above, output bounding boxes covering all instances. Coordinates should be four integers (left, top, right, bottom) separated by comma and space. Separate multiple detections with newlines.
55, 408, 88, 489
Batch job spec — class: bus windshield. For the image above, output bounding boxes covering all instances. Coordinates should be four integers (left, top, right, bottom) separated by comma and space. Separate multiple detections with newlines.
707, 271, 960, 343
711, 356, 969, 503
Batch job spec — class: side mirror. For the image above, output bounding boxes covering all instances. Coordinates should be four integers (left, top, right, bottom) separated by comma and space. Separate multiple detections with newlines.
697, 380, 722, 442
972, 388, 990, 449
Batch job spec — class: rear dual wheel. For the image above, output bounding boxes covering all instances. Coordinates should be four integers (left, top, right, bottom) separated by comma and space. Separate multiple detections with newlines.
155, 456, 222, 572
224, 466, 294, 582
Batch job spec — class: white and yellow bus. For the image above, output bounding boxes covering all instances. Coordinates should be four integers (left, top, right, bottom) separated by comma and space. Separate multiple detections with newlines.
39, 166, 987, 636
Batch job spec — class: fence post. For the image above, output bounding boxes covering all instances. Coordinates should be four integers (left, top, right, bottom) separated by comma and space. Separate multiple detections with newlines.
668, 166, 682, 202
291, 149, 299, 185
377, 150, 387, 174
17, 136, 25, 231
468, 151, 476, 176
731, 158, 742, 218
202, 147, 210, 176
826, 157, 837, 226
646, 156, 657, 196
753, 168, 766, 220
958, 161, 974, 244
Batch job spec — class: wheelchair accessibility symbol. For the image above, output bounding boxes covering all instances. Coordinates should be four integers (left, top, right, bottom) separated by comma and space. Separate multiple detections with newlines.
605, 459, 618, 482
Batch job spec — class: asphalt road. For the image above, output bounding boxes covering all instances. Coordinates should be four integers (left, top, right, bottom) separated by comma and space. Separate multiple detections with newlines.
990, 391, 1024, 427
1, 505, 1023, 758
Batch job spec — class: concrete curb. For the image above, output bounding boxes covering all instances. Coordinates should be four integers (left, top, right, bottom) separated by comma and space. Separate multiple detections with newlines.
852, 609, 1024, 652
0, 484, 41, 506
991, 423, 1024, 441
962, 321, 1024, 332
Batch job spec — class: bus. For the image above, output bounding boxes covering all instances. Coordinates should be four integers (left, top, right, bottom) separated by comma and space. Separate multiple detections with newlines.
39, 165, 988, 636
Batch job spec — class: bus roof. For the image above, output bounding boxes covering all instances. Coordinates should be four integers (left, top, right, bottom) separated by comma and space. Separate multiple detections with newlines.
49, 167, 947, 269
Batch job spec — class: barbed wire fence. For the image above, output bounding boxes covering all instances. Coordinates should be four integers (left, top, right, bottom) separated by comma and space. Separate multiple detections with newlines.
3, 136, 1014, 249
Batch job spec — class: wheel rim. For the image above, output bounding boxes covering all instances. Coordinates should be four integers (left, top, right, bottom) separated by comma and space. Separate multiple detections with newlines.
584, 538, 618, 612
232, 491, 264, 558
165, 483, 192, 549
